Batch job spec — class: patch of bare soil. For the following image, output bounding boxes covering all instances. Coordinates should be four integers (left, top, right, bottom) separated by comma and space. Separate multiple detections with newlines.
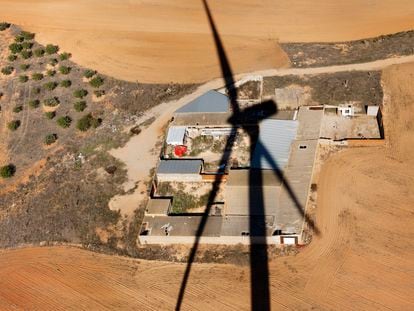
283, 30, 414, 68
2, 0, 414, 83
263, 71, 383, 106
0, 62, 413, 310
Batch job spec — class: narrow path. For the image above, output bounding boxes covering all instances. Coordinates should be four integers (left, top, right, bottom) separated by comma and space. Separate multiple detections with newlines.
108, 54, 414, 215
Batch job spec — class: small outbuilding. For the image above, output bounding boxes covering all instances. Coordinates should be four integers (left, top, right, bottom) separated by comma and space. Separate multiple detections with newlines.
157, 159, 203, 182
166, 126, 187, 145
146, 198, 172, 216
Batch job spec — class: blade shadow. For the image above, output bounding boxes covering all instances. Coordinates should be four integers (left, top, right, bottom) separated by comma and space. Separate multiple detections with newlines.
175, 1, 319, 310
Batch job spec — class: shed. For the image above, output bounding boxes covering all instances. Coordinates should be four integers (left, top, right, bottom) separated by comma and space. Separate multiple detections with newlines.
166, 126, 186, 145
367, 105, 379, 116
157, 159, 203, 182
146, 199, 171, 216
251, 119, 298, 170
175, 90, 229, 114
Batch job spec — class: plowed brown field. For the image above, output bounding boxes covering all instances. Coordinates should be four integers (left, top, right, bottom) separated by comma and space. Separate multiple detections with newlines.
0, 62, 413, 310
1, 0, 414, 82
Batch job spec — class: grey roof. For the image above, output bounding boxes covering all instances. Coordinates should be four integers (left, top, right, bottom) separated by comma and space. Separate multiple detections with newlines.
175, 90, 229, 114
142, 215, 222, 237
146, 199, 171, 215
157, 160, 202, 175
166, 126, 186, 145
251, 119, 298, 170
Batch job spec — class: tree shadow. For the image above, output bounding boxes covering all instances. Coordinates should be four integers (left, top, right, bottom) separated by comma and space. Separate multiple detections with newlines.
175, 1, 319, 310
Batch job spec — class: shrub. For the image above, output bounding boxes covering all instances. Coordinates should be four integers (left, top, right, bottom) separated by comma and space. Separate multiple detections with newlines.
57, 116, 71, 128
49, 58, 58, 66
74, 101, 87, 112
73, 89, 88, 99
58, 65, 71, 75
19, 31, 35, 40
19, 75, 29, 83
43, 81, 58, 91
89, 76, 104, 88
46, 69, 56, 77
76, 113, 94, 131
59, 52, 71, 61
8, 54, 17, 62
45, 44, 59, 55
60, 80, 71, 88
20, 63, 30, 71
79, 114, 101, 130
0, 22, 11, 31
20, 49, 32, 59
0, 164, 15, 178
14, 35, 24, 43
44, 133, 58, 145
21, 41, 33, 49
84, 69, 96, 78
94, 90, 105, 98
33, 87, 41, 95
43, 97, 60, 107
34, 48, 45, 57
9, 43, 23, 54
45, 111, 56, 119
13, 105, 23, 113
31, 73, 44, 80
7, 120, 20, 131
28, 99, 40, 109
1, 66, 14, 75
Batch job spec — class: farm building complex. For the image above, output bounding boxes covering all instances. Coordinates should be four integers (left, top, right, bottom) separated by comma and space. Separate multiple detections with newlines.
139, 82, 383, 245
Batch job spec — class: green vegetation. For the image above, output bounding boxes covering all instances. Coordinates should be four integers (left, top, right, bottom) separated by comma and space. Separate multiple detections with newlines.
7, 54, 17, 62
0, 22, 11, 31
58, 65, 71, 75
7, 120, 20, 131
76, 113, 101, 131
73, 89, 88, 99
0, 164, 15, 178
94, 90, 105, 98
34, 48, 45, 57
45, 44, 59, 55
60, 80, 72, 88
46, 69, 56, 77
189, 136, 214, 156
14, 35, 24, 43
28, 99, 40, 109
20, 63, 30, 71
13, 105, 23, 113
74, 101, 87, 112
19, 75, 29, 83
59, 52, 71, 60
1, 66, 14, 75
21, 41, 33, 49
49, 58, 58, 66
169, 191, 209, 214
44, 133, 58, 145
43, 97, 60, 107
43, 81, 58, 91
9, 43, 23, 54
33, 87, 41, 95
89, 76, 104, 88
84, 69, 96, 78
31, 73, 44, 80
56, 116, 72, 128
19, 31, 35, 40
20, 49, 32, 59
45, 111, 56, 119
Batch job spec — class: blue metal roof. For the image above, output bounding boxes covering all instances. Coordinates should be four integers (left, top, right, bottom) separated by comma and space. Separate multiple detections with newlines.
251, 119, 298, 170
175, 90, 229, 113
158, 160, 202, 174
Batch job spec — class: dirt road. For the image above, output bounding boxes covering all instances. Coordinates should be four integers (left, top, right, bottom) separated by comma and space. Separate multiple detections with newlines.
109, 54, 414, 215
1, 0, 414, 82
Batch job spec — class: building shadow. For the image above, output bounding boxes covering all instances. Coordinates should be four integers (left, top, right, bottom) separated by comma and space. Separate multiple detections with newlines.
175, 1, 319, 310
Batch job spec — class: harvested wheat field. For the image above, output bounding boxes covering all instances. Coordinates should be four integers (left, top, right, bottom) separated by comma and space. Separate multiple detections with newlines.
0, 62, 413, 310
1, 0, 414, 82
